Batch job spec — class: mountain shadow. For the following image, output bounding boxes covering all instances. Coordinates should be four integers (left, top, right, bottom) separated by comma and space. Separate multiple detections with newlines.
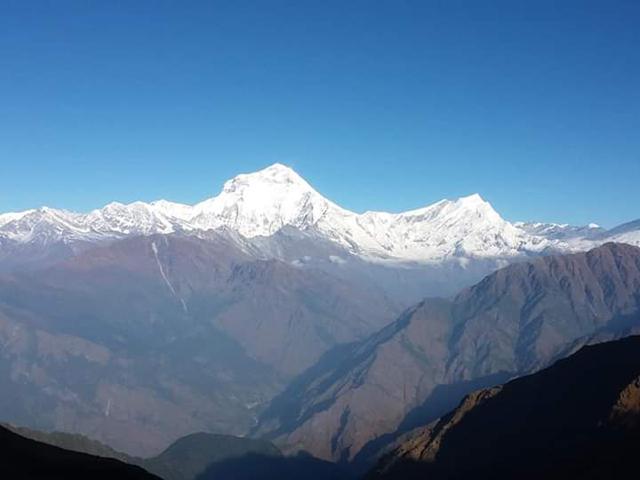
141, 432, 282, 480
0, 423, 158, 479
352, 370, 513, 470
369, 335, 640, 480
195, 451, 354, 480
2, 427, 290, 480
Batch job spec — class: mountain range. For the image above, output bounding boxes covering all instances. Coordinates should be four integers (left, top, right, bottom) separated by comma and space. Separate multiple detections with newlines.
1, 164, 640, 473
1, 164, 638, 267
0, 231, 409, 455
255, 243, 640, 464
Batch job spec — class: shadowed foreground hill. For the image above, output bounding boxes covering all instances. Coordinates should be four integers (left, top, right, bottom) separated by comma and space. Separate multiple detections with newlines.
3, 422, 132, 462
370, 335, 640, 480
194, 451, 353, 480
0, 423, 158, 479
142, 432, 282, 480
2, 426, 352, 480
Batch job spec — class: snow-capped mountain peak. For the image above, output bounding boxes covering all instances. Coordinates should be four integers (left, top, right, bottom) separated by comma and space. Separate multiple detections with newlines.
333, 192, 533, 261
0, 209, 36, 228
457, 192, 485, 204
190, 163, 343, 237
223, 162, 310, 190
149, 199, 194, 220
1, 163, 638, 262
400, 193, 498, 220
213, 163, 318, 203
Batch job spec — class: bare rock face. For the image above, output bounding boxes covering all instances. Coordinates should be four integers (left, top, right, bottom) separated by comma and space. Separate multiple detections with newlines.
256, 243, 640, 463
368, 335, 640, 480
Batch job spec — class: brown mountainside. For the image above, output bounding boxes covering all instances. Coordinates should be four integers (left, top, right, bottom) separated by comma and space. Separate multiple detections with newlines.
370, 335, 640, 479
256, 243, 640, 463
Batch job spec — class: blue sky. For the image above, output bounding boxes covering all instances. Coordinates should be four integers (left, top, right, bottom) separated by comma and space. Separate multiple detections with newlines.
1, 0, 639, 227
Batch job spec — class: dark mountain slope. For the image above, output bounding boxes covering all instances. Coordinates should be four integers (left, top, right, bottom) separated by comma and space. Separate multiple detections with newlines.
256, 243, 640, 462
3, 422, 132, 462
3, 424, 350, 480
370, 335, 640, 480
0, 423, 158, 479
194, 451, 354, 480
143, 432, 281, 480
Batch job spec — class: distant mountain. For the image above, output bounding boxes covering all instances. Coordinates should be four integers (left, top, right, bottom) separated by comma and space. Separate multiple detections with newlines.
0, 231, 410, 456
369, 335, 640, 480
1, 163, 639, 469
2, 163, 638, 266
514, 221, 604, 240
0, 423, 157, 479
255, 243, 640, 463
4, 178, 538, 457
604, 218, 640, 246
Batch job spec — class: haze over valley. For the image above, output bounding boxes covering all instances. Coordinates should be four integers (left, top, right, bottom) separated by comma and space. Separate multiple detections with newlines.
2, 1, 640, 478
1, 164, 640, 464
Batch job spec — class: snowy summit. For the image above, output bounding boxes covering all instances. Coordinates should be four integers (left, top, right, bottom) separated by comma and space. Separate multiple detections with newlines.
0, 163, 638, 262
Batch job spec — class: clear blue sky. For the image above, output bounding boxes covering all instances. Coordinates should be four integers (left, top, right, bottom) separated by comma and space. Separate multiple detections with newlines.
1, 1, 639, 227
